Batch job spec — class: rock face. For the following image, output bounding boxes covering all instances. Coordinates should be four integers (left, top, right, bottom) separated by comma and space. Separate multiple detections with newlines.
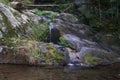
0, 3, 29, 37
63, 34, 99, 51
54, 13, 93, 39
0, 3, 120, 67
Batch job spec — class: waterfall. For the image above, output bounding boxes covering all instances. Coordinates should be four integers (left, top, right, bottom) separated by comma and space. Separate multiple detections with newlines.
49, 22, 56, 43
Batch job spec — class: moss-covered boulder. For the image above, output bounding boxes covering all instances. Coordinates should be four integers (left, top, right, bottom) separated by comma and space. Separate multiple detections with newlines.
0, 41, 67, 66
76, 47, 119, 66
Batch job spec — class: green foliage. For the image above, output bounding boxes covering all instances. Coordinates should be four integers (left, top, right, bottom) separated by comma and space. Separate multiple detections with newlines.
44, 43, 62, 62
34, 9, 57, 19
58, 36, 68, 47
0, 36, 21, 47
84, 0, 120, 31
82, 53, 98, 65
30, 43, 62, 63
0, 0, 9, 5
48, 12, 57, 19
34, 9, 44, 16
27, 22, 49, 41
1, 13, 16, 38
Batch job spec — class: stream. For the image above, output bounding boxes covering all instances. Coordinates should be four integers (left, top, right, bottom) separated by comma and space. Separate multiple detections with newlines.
0, 63, 120, 80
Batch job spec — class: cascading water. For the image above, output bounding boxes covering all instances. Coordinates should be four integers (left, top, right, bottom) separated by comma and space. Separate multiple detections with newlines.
49, 22, 56, 43
42, 16, 60, 43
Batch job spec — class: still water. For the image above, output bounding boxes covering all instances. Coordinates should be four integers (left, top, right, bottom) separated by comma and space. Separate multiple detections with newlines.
0, 63, 120, 80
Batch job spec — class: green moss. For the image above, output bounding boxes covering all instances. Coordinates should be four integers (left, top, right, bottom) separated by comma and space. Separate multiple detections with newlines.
19, 41, 61, 63
82, 53, 98, 65
34, 9, 57, 19
48, 12, 57, 19
30, 43, 62, 63
81, 51, 115, 65
0, 0, 9, 5
45, 43, 62, 62
0, 37, 21, 47
58, 36, 68, 47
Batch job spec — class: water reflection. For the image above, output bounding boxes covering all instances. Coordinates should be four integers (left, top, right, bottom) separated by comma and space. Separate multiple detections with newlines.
0, 63, 120, 80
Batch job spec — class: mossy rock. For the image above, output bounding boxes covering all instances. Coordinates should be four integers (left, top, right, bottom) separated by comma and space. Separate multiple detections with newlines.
38, 43, 63, 63
0, 41, 66, 66
77, 47, 118, 66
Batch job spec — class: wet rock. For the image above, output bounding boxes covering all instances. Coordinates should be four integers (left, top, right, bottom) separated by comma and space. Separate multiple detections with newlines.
54, 44, 70, 64
66, 48, 79, 64
49, 27, 61, 44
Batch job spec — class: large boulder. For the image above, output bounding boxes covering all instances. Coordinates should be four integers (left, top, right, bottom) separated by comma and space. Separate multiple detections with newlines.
63, 34, 100, 51
67, 47, 119, 67
0, 41, 67, 66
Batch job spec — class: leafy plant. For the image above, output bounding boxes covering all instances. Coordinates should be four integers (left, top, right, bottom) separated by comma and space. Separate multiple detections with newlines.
34, 9, 44, 16
27, 22, 49, 42
48, 12, 57, 19
58, 36, 68, 47
0, 37, 21, 47
34, 9, 57, 19
30, 43, 62, 63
